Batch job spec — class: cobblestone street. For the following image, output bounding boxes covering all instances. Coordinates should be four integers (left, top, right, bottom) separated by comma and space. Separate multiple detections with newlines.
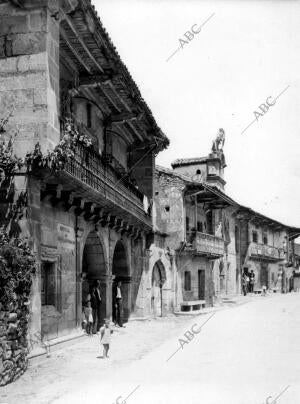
0, 312, 198, 404
2, 294, 300, 404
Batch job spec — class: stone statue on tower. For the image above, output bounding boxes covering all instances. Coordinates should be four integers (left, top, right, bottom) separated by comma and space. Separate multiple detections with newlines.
212, 128, 225, 153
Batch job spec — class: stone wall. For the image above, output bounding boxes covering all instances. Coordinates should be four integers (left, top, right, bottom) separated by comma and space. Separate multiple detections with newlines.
0, 1, 60, 157
154, 170, 185, 249
0, 301, 29, 386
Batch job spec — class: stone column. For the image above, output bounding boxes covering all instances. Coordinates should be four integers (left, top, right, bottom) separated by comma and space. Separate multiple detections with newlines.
105, 273, 113, 321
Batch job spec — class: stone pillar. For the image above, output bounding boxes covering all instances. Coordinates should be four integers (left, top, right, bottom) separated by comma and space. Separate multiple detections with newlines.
0, 0, 60, 157
105, 273, 113, 321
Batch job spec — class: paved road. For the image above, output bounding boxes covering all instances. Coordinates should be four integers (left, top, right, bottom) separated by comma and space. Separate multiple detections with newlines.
1, 294, 299, 404
53, 293, 300, 404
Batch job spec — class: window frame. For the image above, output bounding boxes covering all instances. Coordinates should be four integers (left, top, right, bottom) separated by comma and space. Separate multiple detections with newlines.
252, 230, 258, 243
40, 258, 62, 312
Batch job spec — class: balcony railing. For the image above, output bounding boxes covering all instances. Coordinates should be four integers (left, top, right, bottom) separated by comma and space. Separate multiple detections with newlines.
63, 144, 151, 226
249, 242, 285, 261
186, 231, 225, 257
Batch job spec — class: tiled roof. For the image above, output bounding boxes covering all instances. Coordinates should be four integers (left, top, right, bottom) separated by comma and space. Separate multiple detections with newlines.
171, 157, 208, 168
156, 165, 194, 183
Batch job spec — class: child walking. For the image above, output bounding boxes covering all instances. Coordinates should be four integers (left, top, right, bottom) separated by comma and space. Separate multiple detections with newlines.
84, 301, 93, 336
100, 319, 113, 358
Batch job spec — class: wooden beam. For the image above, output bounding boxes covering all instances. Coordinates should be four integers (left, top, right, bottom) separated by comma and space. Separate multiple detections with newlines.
62, 10, 104, 74
79, 72, 121, 87
60, 26, 92, 74
106, 112, 138, 124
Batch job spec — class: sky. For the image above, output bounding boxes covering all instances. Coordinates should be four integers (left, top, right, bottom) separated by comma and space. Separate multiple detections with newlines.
94, 0, 300, 228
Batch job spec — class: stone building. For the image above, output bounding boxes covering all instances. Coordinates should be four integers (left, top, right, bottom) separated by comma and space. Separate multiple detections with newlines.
154, 132, 300, 309
154, 139, 240, 310
233, 207, 300, 294
290, 241, 300, 291
0, 0, 169, 345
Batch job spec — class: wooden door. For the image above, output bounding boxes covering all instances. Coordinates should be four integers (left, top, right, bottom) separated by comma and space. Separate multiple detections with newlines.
198, 269, 205, 300
260, 264, 268, 289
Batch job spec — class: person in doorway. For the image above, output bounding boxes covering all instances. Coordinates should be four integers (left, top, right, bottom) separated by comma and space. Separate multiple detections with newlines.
91, 280, 102, 333
249, 270, 255, 293
114, 281, 125, 327
242, 273, 248, 296
246, 273, 250, 293
84, 301, 93, 335
81, 272, 91, 306
100, 319, 113, 358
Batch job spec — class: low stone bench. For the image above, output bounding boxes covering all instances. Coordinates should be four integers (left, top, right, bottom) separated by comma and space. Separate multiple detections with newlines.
180, 300, 206, 312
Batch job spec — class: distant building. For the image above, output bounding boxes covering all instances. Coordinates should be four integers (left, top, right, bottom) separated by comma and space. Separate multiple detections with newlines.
153, 130, 300, 311
234, 207, 299, 293
288, 241, 300, 291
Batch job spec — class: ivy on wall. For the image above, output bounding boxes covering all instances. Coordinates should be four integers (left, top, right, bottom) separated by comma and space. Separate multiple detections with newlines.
25, 117, 92, 171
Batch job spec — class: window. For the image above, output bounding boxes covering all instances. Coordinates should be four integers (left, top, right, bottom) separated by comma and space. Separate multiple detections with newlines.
86, 103, 92, 128
252, 231, 258, 243
41, 262, 56, 306
206, 210, 213, 235
263, 232, 268, 245
196, 169, 201, 175
197, 221, 203, 232
184, 271, 191, 291
165, 205, 170, 212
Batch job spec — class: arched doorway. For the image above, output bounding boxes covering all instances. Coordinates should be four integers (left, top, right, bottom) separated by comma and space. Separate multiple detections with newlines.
151, 260, 166, 317
112, 240, 130, 323
82, 231, 106, 327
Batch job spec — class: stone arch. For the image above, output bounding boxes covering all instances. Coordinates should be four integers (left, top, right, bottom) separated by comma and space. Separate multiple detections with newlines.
151, 260, 167, 317
82, 230, 107, 324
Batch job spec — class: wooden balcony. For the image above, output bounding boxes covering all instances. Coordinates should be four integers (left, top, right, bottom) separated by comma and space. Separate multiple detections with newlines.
186, 231, 225, 258
249, 242, 285, 262
35, 142, 152, 232
62, 144, 151, 228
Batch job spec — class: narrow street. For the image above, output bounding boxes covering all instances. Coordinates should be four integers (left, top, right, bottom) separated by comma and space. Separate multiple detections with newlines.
1, 293, 300, 404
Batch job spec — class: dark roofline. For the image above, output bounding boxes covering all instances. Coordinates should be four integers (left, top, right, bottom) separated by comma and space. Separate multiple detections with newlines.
235, 206, 300, 238
87, 0, 169, 147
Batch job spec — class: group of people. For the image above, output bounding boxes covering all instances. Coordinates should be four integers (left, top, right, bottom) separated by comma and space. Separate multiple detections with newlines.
81, 278, 125, 358
82, 278, 124, 335
242, 270, 256, 296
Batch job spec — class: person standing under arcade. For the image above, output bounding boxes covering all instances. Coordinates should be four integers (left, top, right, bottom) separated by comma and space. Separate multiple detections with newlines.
91, 280, 102, 333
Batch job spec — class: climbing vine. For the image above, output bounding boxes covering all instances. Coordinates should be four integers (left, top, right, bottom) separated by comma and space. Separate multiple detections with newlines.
25, 117, 92, 171
0, 228, 37, 307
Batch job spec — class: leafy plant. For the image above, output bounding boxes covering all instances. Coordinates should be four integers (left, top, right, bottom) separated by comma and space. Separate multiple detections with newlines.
24, 117, 92, 171
0, 228, 37, 307
0, 138, 23, 179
